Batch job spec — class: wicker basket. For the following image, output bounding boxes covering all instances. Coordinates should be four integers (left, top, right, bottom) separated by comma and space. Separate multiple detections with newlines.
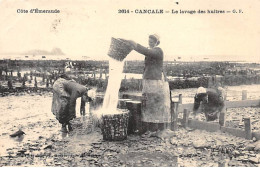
69, 117, 94, 135
101, 109, 129, 141
107, 37, 133, 61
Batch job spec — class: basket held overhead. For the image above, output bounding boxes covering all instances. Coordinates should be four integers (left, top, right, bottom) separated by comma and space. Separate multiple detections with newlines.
107, 37, 133, 61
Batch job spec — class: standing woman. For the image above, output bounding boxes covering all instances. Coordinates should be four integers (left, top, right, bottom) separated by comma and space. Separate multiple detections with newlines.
128, 34, 171, 132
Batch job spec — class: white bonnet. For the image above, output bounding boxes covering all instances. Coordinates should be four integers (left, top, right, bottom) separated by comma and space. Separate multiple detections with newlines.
196, 87, 207, 94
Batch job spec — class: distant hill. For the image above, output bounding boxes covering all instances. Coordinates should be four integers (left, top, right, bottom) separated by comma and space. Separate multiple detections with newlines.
22, 48, 65, 55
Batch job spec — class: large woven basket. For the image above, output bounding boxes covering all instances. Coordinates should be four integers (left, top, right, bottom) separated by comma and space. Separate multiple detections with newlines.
101, 109, 129, 141
107, 37, 133, 61
69, 117, 94, 135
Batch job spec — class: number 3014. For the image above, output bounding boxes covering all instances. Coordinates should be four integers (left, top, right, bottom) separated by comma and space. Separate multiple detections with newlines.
118, 9, 130, 13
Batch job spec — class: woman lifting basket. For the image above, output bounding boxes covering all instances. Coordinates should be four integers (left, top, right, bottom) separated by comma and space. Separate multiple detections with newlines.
128, 34, 171, 132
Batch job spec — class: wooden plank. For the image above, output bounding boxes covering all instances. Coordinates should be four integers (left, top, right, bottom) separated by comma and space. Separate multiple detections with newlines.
118, 99, 132, 109
225, 100, 260, 108
220, 126, 246, 138
179, 100, 260, 112
188, 119, 221, 132
122, 93, 259, 111
122, 94, 142, 101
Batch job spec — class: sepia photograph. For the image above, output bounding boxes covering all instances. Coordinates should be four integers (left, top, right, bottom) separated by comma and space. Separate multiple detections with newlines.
0, 0, 259, 167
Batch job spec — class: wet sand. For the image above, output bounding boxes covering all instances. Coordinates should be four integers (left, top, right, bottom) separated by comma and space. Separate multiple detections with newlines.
0, 86, 259, 167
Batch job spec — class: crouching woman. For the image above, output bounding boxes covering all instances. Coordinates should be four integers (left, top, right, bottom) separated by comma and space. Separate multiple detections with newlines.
193, 86, 226, 125
51, 75, 93, 132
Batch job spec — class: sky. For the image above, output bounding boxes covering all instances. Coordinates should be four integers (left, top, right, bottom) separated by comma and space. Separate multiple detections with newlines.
0, 0, 259, 62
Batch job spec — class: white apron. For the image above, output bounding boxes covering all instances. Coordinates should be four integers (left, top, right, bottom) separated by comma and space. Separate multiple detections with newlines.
141, 74, 171, 123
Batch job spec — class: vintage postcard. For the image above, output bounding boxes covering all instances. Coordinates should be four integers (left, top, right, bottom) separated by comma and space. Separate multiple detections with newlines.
0, 0, 259, 167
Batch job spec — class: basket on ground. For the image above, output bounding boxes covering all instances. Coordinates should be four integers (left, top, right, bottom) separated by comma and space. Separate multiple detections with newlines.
107, 37, 133, 61
101, 110, 129, 141
69, 117, 94, 135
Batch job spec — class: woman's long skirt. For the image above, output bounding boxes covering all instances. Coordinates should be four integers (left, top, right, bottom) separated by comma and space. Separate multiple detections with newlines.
141, 79, 171, 123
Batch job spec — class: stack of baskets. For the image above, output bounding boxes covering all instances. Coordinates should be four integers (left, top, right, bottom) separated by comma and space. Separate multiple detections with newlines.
101, 110, 129, 141
107, 37, 133, 61
69, 116, 94, 135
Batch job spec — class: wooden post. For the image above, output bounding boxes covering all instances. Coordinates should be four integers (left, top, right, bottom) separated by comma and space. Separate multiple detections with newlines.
244, 117, 252, 140
46, 78, 49, 88
100, 70, 102, 79
171, 102, 179, 131
207, 76, 212, 88
50, 78, 53, 86
42, 74, 45, 82
178, 94, 182, 104
214, 75, 217, 86
224, 90, 227, 101
170, 102, 174, 130
242, 90, 247, 100
138, 79, 142, 91
126, 101, 142, 134
182, 109, 189, 128
165, 122, 171, 130
34, 77, 37, 88
218, 154, 226, 167
219, 106, 226, 126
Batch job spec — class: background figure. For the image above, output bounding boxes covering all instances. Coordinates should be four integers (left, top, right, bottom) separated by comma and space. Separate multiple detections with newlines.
7, 79, 13, 89
193, 86, 226, 122
34, 77, 37, 88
